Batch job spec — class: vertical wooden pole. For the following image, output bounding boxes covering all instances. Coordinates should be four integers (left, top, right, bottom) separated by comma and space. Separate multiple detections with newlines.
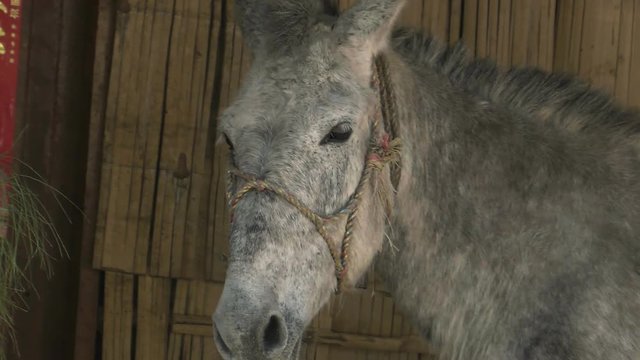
6, 0, 99, 359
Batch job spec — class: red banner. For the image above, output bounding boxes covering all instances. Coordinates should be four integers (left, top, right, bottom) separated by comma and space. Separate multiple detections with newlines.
0, 0, 21, 174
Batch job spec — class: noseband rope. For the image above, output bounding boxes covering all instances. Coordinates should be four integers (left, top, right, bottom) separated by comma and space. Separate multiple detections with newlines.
226, 55, 401, 292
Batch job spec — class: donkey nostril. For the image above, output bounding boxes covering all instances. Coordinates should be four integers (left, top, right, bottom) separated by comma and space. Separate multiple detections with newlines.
214, 324, 232, 356
262, 314, 287, 353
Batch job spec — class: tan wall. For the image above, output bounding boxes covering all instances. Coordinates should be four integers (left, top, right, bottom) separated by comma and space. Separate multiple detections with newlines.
91, 0, 640, 359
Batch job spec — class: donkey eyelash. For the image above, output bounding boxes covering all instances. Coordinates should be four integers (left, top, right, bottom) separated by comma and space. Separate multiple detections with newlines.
223, 133, 234, 150
221, 133, 238, 168
320, 122, 353, 145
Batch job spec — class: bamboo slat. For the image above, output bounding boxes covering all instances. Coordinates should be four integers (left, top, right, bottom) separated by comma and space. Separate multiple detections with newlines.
476, 0, 489, 58
149, 0, 221, 279
567, 0, 586, 73
553, 0, 575, 72
462, 0, 479, 53
614, 0, 636, 105
399, 0, 424, 28
449, 0, 464, 43
94, 0, 176, 274
135, 276, 172, 360
579, 0, 622, 93
629, 0, 640, 107
102, 273, 134, 360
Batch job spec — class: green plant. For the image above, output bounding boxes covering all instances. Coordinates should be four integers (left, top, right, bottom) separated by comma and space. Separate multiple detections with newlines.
0, 162, 71, 359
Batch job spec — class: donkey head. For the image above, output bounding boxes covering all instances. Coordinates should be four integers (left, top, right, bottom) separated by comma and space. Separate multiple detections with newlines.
213, 1, 406, 358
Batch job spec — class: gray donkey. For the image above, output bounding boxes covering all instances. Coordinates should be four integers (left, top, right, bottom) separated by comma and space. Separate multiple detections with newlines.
212, 0, 640, 359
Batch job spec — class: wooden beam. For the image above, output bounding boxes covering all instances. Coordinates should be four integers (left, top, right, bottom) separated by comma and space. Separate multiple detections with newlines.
171, 314, 434, 355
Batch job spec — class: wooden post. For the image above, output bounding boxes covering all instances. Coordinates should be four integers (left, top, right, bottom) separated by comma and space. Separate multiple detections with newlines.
6, 0, 99, 359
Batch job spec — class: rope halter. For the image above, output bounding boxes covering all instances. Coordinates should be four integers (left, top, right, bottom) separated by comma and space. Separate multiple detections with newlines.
225, 55, 401, 293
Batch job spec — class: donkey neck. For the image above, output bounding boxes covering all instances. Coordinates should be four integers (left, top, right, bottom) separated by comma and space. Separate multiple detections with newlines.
372, 41, 615, 357
373, 46, 519, 350
373, 49, 441, 294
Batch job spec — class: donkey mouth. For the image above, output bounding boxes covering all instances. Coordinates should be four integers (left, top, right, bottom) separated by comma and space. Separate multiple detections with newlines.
291, 338, 303, 359
271, 334, 303, 360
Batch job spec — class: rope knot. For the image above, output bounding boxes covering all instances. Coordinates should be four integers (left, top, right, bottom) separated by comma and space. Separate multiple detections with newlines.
379, 132, 391, 151
367, 133, 401, 170
255, 180, 267, 192
368, 153, 382, 163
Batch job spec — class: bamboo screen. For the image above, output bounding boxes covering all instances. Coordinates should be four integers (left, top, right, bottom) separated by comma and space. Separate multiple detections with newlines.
90, 0, 640, 359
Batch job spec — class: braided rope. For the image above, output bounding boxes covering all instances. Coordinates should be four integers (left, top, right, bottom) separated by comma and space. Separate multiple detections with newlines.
225, 56, 400, 292
374, 55, 402, 188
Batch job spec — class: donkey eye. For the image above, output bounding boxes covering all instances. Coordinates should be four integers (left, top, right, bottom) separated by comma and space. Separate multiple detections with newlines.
321, 122, 353, 145
223, 133, 234, 150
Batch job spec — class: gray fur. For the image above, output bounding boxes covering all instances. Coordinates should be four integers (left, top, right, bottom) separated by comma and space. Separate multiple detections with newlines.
213, 1, 640, 359
234, 0, 336, 55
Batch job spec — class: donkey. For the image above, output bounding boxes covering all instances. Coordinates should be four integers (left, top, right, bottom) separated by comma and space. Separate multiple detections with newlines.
212, 0, 640, 359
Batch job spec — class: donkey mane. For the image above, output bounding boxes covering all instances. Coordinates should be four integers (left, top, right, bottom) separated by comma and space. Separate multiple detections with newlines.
392, 29, 640, 137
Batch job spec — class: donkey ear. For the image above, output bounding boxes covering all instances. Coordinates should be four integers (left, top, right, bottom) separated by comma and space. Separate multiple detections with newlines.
334, 0, 406, 81
234, 0, 337, 56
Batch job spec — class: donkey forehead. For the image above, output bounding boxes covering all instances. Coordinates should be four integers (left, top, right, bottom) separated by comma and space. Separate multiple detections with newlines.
221, 55, 367, 134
